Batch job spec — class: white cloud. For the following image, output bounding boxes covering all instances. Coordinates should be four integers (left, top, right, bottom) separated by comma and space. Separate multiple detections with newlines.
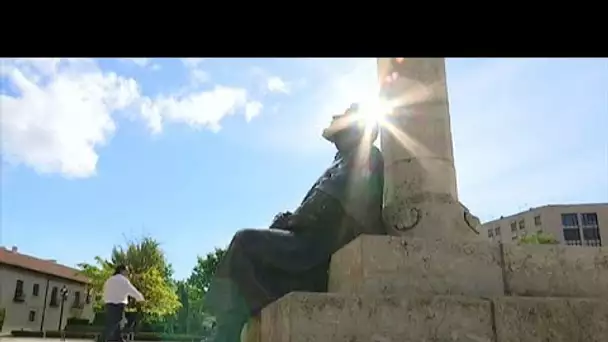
1, 58, 140, 178
267, 76, 289, 93
122, 58, 161, 71
140, 86, 252, 133
181, 58, 209, 85
244, 101, 263, 121
1, 58, 266, 178
123, 58, 150, 67
249, 67, 292, 94
181, 58, 206, 69
190, 69, 209, 84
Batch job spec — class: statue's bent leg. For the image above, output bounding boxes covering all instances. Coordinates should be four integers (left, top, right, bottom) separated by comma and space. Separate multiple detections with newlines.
206, 228, 329, 342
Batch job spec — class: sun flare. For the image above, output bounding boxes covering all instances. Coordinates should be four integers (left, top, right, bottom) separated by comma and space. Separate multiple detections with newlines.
357, 98, 394, 126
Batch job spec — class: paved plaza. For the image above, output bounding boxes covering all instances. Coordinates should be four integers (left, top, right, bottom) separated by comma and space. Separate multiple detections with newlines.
0, 339, 94, 342
0, 338, 201, 342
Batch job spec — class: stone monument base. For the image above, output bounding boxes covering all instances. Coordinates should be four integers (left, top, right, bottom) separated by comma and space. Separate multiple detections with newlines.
243, 235, 608, 341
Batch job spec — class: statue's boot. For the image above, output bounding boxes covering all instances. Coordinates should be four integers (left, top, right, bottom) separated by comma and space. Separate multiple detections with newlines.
211, 311, 248, 342
207, 276, 251, 342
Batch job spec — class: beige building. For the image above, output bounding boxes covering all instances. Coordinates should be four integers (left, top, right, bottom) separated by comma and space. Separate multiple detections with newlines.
0, 246, 95, 333
482, 203, 606, 246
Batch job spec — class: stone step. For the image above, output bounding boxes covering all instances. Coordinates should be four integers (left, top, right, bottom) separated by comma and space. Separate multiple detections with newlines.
260, 292, 494, 342
329, 235, 608, 298
248, 292, 608, 342
495, 296, 608, 342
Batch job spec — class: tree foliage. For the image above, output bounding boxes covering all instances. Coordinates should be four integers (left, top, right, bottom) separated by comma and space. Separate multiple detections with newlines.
110, 237, 174, 282
175, 248, 227, 335
187, 248, 226, 294
78, 256, 114, 311
78, 236, 181, 317
174, 281, 190, 333
519, 231, 560, 245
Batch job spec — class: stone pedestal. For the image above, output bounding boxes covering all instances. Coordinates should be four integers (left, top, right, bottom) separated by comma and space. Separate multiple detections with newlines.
249, 236, 608, 342
377, 58, 480, 240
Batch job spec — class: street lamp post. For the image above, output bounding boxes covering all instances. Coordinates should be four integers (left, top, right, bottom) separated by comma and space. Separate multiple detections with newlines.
58, 286, 69, 333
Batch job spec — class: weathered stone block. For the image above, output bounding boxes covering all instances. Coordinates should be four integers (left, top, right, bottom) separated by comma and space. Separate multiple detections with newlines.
494, 296, 608, 341
329, 235, 504, 297
502, 244, 608, 297
261, 292, 494, 342
241, 315, 260, 342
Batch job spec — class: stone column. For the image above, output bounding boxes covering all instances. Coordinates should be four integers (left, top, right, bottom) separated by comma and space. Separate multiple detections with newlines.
378, 58, 480, 241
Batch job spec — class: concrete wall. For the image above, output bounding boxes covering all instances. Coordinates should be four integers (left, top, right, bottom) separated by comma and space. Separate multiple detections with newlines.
482, 203, 607, 245
0, 265, 94, 333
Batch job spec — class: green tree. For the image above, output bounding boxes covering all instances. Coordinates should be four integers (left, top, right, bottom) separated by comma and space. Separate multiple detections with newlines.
110, 237, 174, 282
78, 256, 115, 311
519, 231, 560, 245
78, 236, 181, 318
187, 248, 226, 293
175, 281, 190, 333
180, 248, 226, 335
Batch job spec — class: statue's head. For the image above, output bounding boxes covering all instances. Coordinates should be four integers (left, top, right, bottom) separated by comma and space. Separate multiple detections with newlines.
322, 103, 379, 151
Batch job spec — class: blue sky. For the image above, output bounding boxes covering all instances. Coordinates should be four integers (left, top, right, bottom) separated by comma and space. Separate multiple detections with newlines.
1, 58, 607, 280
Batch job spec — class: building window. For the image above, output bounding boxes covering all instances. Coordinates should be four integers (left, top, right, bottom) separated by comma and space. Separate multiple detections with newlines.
73, 291, 82, 308
562, 213, 582, 246
581, 212, 602, 247
534, 215, 542, 226
562, 213, 579, 228
495, 227, 501, 236
28, 310, 36, 322
512, 235, 518, 240
563, 228, 582, 246
518, 220, 525, 230
33, 283, 40, 296
510, 222, 517, 232
488, 229, 493, 238
14, 280, 25, 302
583, 228, 602, 247
581, 213, 599, 226
50, 287, 59, 307
86, 290, 92, 304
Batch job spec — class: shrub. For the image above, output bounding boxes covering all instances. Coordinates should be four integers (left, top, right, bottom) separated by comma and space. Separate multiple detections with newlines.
11, 331, 96, 339
136, 332, 205, 341
66, 317, 91, 326
64, 324, 102, 332
519, 231, 559, 245
11, 330, 204, 341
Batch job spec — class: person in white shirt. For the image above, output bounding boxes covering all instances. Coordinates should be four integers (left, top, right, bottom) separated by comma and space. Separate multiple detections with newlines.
102, 265, 144, 342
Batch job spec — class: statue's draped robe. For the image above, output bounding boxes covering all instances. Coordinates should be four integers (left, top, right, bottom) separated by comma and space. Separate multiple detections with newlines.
205, 145, 385, 328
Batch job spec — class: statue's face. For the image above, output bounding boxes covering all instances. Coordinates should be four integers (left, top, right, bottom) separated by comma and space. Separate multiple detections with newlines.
323, 115, 351, 139
331, 126, 366, 151
322, 103, 378, 149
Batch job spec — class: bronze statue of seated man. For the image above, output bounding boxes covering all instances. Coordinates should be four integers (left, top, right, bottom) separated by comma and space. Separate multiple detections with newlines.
205, 104, 386, 342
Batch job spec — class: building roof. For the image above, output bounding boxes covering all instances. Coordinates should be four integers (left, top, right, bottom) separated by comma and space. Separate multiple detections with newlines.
482, 202, 608, 225
0, 246, 90, 284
